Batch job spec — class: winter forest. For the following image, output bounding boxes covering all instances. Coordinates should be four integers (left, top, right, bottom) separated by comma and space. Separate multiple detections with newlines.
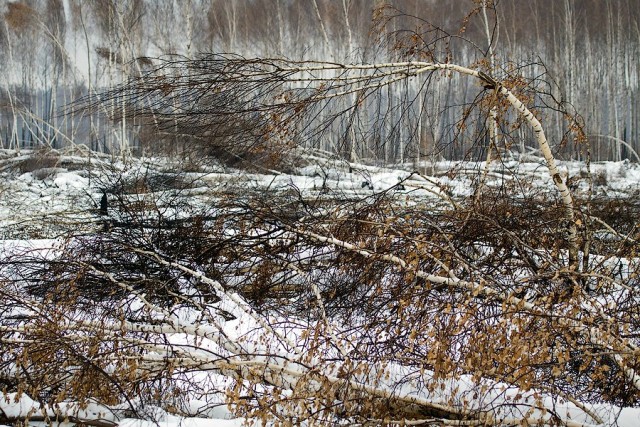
1, 1, 640, 426
1, 0, 640, 162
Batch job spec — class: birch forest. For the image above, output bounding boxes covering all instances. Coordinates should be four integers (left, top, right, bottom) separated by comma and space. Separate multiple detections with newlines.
0, 0, 639, 163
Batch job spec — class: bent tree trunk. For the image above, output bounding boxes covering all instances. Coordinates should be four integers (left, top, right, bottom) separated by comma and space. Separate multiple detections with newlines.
54, 56, 625, 426
97, 57, 579, 268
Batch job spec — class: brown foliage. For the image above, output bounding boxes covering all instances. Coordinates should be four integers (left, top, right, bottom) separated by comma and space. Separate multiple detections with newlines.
4, 2, 35, 31
1, 167, 640, 424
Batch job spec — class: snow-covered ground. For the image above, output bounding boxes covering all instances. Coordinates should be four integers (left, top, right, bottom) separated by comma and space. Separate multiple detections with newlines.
2, 149, 640, 426
3, 149, 639, 240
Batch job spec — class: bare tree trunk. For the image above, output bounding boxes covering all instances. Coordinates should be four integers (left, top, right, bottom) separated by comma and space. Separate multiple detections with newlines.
478, 0, 499, 199
311, 0, 331, 56
342, 0, 353, 57
3, 20, 20, 153
183, 0, 194, 59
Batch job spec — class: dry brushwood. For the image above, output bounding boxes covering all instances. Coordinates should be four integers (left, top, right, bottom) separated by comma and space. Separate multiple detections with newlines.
1, 181, 639, 425
5, 18, 639, 425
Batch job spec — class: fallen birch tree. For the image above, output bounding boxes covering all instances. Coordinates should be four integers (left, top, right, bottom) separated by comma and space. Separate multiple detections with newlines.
3, 27, 639, 425
1, 173, 639, 425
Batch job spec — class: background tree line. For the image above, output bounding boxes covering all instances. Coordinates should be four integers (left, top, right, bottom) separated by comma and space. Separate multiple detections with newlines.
0, 0, 638, 164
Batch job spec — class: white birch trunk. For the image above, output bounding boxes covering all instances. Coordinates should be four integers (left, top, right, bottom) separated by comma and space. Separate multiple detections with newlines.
277, 61, 578, 264
311, 0, 331, 57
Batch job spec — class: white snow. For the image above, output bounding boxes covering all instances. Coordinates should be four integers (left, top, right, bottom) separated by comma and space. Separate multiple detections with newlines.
2, 151, 640, 426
